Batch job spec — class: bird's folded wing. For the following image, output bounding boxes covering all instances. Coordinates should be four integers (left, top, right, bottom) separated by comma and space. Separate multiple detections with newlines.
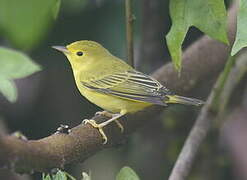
81, 70, 171, 106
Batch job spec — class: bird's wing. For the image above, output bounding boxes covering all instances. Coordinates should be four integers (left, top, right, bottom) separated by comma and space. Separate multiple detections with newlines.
81, 70, 172, 106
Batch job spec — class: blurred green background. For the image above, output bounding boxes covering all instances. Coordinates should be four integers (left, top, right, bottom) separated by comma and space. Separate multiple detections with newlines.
0, 0, 236, 180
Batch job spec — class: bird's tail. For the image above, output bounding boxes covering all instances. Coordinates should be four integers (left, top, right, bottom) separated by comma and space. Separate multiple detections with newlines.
165, 95, 204, 106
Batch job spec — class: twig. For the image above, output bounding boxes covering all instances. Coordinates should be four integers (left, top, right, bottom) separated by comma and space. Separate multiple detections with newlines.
125, 0, 134, 67
137, 0, 167, 73
167, 61, 231, 180
218, 52, 247, 117
168, 94, 215, 180
168, 33, 245, 180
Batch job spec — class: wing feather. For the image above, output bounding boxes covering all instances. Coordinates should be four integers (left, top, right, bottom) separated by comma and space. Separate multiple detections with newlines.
81, 70, 172, 106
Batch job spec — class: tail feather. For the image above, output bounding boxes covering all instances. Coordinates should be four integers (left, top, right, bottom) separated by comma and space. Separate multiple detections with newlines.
165, 95, 204, 106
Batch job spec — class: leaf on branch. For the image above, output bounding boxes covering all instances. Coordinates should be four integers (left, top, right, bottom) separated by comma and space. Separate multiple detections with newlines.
231, 0, 247, 55
116, 166, 140, 180
0, 0, 61, 50
53, 170, 70, 180
166, 0, 228, 72
0, 47, 41, 102
42, 174, 52, 180
42, 170, 76, 180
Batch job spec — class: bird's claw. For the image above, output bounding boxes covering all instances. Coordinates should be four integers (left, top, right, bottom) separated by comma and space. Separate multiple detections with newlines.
83, 119, 108, 144
83, 112, 125, 144
115, 120, 124, 133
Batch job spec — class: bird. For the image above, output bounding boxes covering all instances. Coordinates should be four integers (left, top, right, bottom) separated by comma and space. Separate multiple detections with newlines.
52, 40, 204, 144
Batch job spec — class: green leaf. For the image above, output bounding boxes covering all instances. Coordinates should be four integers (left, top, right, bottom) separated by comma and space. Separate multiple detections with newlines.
0, 78, 17, 102
231, 0, 247, 55
52, 170, 68, 180
166, 0, 228, 72
42, 173, 52, 180
116, 167, 140, 180
0, 47, 41, 102
0, 0, 61, 50
42, 171, 76, 180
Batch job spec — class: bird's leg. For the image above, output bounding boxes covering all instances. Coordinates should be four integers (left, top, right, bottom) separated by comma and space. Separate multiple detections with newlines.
95, 111, 113, 118
83, 113, 125, 144
99, 113, 124, 131
95, 111, 124, 132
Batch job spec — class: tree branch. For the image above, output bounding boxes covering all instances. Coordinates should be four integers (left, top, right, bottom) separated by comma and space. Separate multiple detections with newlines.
125, 0, 134, 67
168, 55, 245, 180
168, 5, 243, 179
167, 63, 230, 180
0, 4, 237, 174
136, 0, 168, 73
217, 51, 247, 117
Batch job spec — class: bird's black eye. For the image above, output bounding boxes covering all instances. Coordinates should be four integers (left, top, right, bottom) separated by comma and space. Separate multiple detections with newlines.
76, 51, 83, 56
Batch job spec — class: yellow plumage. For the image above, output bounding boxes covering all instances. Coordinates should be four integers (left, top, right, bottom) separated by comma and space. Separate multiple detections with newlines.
53, 40, 204, 143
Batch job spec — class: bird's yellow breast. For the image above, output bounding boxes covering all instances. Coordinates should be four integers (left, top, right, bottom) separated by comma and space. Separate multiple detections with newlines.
76, 82, 151, 114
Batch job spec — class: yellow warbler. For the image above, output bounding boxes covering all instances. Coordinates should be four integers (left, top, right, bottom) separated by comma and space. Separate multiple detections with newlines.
53, 40, 203, 144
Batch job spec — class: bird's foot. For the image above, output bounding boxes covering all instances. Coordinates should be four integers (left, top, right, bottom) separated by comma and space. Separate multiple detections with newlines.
97, 113, 125, 133
83, 113, 125, 144
114, 120, 124, 133
95, 111, 124, 132
83, 119, 108, 144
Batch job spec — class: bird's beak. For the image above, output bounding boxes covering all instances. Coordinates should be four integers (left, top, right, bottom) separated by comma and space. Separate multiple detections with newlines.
52, 46, 69, 54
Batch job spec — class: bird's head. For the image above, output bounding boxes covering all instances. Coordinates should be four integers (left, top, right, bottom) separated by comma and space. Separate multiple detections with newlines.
52, 40, 110, 70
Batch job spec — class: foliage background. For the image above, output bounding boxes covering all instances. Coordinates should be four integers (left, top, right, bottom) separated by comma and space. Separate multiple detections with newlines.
0, 0, 245, 179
